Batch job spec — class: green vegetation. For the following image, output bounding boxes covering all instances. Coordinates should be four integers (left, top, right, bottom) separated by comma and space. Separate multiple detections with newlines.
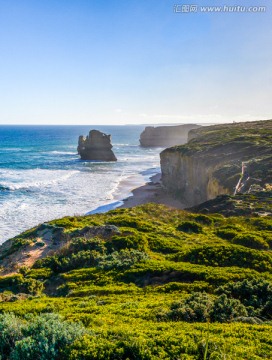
189, 191, 272, 217
0, 204, 271, 359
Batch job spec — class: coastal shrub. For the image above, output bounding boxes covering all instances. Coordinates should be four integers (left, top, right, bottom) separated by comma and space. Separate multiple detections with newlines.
155, 281, 211, 294
106, 216, 153, 232
233, 233, 269, 250
26, 268, 53, 280
34, 250, 103, 273
63, 334, 164, 360
0, 275, 44, 295
251, 218, 272, 231
165, 292, 247, 323
0, 274, 23, 292
48, 216, 100, 230
107, 233, 148, 252
177, 221, 203, 234
34, 248, 148, 274
262, 299, 272, 318
67, 283, 140, 297
193, 214, 213, 226
17, 278, 44, 295
170, 245, 272, 272
68, 237, 106, 254
260, 231, 272, 248
121, 258, 271, 289
147, 234, 184, 254
0, 313, 88, 360
216, 228, 238, 240
167, 292, 213, 322
34, 237, 108, 272
19, 266, 30, 277
62, 335, 121, 360
98, 249, 149, 270
216, 279, 272, 316
210, 294, 248, 322
0, 313, 24, 358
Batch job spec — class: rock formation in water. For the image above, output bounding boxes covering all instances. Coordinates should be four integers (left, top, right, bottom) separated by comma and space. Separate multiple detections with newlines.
77, 130, 117, 161
160, 120, 272, 207
139, 124, 201, 147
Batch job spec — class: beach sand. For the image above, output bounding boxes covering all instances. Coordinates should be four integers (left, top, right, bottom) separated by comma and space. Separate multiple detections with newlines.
119, 173, 185, 210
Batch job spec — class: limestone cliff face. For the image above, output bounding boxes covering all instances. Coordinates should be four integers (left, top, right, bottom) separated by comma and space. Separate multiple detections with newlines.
139, 124, 201, 147
78, 130, 117, 161
160, 120, 272, 207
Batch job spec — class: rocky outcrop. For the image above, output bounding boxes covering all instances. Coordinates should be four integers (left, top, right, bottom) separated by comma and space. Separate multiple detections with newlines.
139, 124, 201, 147
78, 130, 117, 161
160, 120, 272, 207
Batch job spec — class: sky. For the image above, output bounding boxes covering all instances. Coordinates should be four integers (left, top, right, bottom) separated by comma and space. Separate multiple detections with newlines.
0, 0, 271, 125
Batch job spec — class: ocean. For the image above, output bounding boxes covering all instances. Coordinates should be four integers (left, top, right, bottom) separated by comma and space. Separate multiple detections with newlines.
0, 125, 162, 243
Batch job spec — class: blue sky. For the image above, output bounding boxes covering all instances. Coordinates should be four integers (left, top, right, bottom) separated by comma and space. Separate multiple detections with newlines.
0, 0, 271, 125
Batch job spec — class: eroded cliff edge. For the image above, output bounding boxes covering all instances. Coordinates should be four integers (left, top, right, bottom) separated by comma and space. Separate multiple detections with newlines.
160, 120, 272, 207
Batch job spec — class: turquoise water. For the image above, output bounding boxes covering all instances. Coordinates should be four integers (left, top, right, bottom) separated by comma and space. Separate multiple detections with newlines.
0, 126, 162, 243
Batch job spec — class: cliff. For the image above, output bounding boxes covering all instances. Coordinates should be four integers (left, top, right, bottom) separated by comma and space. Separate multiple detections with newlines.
160, 120, 272, 207
139, 124, 201, 147
78, 130, 117, 161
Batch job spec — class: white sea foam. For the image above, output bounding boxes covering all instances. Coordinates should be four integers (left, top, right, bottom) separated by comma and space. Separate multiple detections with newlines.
0, 129, 162, 243
48, 151, 77, 155
0, 169, 79, 191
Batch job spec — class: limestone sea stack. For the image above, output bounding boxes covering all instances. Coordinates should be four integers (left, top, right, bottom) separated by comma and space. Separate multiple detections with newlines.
139, 124, 201, 147
77, 130, 117, 161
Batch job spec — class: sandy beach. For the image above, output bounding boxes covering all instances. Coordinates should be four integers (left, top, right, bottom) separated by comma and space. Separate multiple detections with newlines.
119, 173, 185, 210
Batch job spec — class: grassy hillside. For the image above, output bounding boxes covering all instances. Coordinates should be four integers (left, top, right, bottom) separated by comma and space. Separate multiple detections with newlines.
0, 204, 271, 359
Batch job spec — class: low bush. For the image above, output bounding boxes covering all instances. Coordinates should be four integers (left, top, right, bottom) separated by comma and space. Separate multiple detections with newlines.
167, 292, 213, 322
216, 228, 238, 240
0, 313, 88, 360
210, 294, 248, 322
233, 233, 269, 250
34, 250, 103, 273
98, 249, 149, 270
164, 292, 248, 323
251, 218, 272, 231
106, 216, 154, 232
0, 275, 44, 295
193, 214, 213, 225
17, 278, 44, 295
177, 221, 203, 234
216, 279, 272, 317
170, 245, 272, 272
107, 233, 148, 252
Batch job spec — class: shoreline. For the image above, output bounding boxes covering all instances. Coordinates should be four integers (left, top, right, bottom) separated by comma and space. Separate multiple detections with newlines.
88, 172, 185, 214
119, 173, 185, 210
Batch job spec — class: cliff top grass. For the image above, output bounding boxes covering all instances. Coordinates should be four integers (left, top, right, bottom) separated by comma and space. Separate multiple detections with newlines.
175, 119, 272, 153
0, 203, 271, 358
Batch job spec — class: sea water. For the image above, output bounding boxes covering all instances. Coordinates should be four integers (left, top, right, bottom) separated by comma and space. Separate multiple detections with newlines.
0, 125, 162, 243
